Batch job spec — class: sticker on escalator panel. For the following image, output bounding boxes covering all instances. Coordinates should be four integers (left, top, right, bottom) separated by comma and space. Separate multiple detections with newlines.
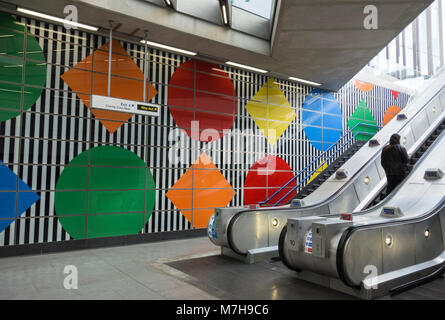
208, 214, 218, 239
304, 229, 313, 254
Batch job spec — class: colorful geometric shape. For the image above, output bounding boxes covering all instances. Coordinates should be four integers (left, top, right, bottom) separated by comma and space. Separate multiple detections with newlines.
0, 161, 39, 233
0, 12, 46, 122
54, 146, 155, 239
245, 78, 296, 145
244, 156, 296, 206
347, 99, 379, 141
61, 40, 158, 134
302, 89, 343, 152
383, 105, 402, 127
307, 160, 328, 184
391, 90, 400, 100
354, 80, 375, 93
168, 60, 237, 142
166, 152, 236, 229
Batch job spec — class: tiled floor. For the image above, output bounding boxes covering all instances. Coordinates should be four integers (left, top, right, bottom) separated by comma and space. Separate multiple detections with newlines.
0, 237, 220, 300
2, 236, 444, 300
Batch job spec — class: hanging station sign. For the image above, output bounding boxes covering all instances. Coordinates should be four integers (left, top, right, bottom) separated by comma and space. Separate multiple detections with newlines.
91, 95, 160, 117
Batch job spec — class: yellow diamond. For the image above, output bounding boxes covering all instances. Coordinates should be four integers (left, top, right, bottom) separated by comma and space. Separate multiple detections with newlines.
245, 78, 296, 145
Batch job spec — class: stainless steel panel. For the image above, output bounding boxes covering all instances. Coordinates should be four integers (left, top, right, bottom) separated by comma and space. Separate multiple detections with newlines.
381, 224, 415, 274
410, 110, 430, 141
328, 186, 359, 213
432, 94, 444, 114
439, 90, 445, 111
343, 228, 383, 286
231, 7, 271, 40
399, 126, 415, 152
301, 180, 345, 205
376, 160, 386, 180
414, 215, 444, 264
426, 100, 442, 124
353, 161, 381, 202
267, 214, 288, 247
230, 211, 269, 253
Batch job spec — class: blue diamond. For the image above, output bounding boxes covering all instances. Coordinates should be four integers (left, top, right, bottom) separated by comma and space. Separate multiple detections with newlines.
0, 161, 39, 233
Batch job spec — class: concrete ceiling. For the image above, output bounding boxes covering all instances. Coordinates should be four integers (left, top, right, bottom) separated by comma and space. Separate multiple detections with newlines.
1, 0, 433, 91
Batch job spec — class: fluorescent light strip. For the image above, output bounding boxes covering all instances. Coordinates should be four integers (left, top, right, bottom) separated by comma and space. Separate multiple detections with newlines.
17, 8, 99, 31
140, 40, 197, 56
289, 76, 321, 86
226, 61, 268, 74
222, 5, 228, 25
164, 0, 172, 7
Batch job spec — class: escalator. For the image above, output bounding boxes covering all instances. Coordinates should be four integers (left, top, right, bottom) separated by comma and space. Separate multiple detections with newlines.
279, 91, 445, 299
209, 70, 445, 260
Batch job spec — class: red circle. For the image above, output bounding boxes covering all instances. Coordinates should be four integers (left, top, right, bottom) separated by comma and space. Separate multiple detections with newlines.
168, 60, 237, 142
244, 156, 296, 206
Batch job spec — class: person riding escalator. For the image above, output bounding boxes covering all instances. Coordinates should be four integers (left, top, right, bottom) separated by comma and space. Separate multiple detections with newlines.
381, 133, 410, 197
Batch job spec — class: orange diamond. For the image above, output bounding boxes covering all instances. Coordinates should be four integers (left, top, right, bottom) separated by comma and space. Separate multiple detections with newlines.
61, 40, 158, 134
166, 152, 236, 229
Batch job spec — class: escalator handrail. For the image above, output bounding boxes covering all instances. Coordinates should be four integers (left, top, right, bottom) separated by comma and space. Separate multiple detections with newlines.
259, 122, 380, 205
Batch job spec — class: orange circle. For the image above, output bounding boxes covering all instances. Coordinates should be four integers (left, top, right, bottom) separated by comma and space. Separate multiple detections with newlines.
383, 105, 402, 127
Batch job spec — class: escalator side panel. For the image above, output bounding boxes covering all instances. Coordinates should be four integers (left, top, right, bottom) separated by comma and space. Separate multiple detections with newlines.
342, 209, 445, 288
342, 228, 383, 285
376, 160, 386, 180
414, 215, 443, 263
300, 180, 345, 207
439, 213, 445, 251
399, 126, 416, 152
353, 161, 381, 202
328, 185, 359, 213
411, 110, 430, 141
381, 224, 416, 275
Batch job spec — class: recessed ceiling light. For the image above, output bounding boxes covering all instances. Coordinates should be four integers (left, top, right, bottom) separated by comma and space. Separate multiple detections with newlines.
226, 61, 268, 74
163, 0, 174, 8
140, 40, 197, 56
289, 76, 321, 87
17, 8, 99, 31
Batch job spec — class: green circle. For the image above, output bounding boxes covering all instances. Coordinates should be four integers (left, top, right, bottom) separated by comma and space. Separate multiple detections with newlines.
55, 146, 156, 239
0, 12, 46, 122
